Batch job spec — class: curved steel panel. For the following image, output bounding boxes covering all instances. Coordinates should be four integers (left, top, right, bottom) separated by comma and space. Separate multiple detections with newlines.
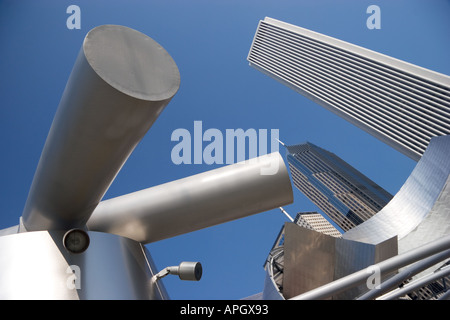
398, 173, 450, 275
0, 231, 167, 300
21, 25, 180, 231
343, 135, 450, 247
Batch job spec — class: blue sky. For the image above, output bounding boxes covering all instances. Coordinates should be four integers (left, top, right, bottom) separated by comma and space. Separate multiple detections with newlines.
0, 0, 449, 299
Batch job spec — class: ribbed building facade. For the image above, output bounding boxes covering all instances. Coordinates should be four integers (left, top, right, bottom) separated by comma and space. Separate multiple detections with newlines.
287, 142, 392, 232
248, 17, 450, 161
295, 212, 342, 238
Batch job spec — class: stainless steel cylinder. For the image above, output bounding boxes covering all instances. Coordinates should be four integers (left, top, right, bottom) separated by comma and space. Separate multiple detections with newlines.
87, 152, 294, 243
21, 25, 180, 231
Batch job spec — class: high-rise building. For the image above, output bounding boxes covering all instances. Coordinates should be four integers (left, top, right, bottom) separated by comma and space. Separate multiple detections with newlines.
294, 212, 342, 238
247, 17, 450, 161
286, 142, 393, 232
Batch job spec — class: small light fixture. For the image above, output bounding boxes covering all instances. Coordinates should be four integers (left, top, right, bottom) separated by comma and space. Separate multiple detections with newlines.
63, 229, 90, 254
152, 262, 202, 282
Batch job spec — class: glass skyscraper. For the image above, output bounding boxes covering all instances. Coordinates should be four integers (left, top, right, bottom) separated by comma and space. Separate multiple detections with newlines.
286, 142, 393, 232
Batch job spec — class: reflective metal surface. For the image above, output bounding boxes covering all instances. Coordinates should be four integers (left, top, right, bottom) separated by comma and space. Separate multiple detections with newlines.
21, 25, 180, 231
357, 249, 450, 300
0, 231, 168, 299
87, 152, 293, 243
343, 135, 450, 248
275, 223, 396, 299
291, 234, 450, 300
282, 223, 335, 299
398, 173, 450, 256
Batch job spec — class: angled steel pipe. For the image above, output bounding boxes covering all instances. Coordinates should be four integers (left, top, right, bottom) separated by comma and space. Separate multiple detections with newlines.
290, 234, 450, 300
438, 288, 450, 300
87, 152, 294, 243
21, 25, 180, 231
377, 265, 450, 300
357, 249, 450, 300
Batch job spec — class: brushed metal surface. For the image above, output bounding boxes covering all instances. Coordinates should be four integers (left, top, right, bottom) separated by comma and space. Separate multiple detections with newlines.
343, 135, 450, 247
21, 25, 180, 231
87, 152, 294, 243
0, 231, 168, 299
283, 223, 335, 299
264, 223, 397, 300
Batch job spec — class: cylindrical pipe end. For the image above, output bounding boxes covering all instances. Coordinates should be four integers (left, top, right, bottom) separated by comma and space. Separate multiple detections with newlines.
22, 25, 180, 231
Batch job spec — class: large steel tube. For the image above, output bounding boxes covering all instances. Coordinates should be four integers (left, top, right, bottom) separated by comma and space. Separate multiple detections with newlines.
87, 152, 294, 243
21, 25, 180, 231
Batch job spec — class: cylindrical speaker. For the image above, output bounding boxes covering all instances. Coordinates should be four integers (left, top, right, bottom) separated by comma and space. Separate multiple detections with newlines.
87, 152, 293, 243
21, 25, 180, 231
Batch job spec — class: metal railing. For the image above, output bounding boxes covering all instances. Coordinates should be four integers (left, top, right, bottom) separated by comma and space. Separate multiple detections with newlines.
290, 234, 450, 300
